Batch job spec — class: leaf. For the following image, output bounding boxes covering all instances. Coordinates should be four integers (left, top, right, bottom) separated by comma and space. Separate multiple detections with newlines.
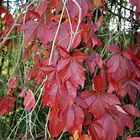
107, 53, 132, 82
93, 16, 104, 32
129, 0, 140, 13
7, 76, 18, 95
110, 105, 134, 136
93, 71, 106, 93
36, 0, 48, 16
67, 0, 92, 19
62, 103, 84, 134
127, 135, 140, 140
73, 130, 79, 140
57, 47, 87, 88
87, 52, 103, 74
49, 108, 64, 137
97, 113, 117, 140
49, 103, 84, 137
92, 0, 105, 8
42, 80, 63, 108
78, 91, 120, 119
107, 54, 121, 73
19, 88, 26, 98
123, 104, 140, 117
42, 75, 76, 109
0, 6, 14, 30
20, 21, 38, 47
85, 104, 135, 140
23, 89, 36, 110
37, 22, 49, 44
107, 44, 121, 53
129, 0, 137, 5
0, 95, 15, 115
91, 33, 102, 47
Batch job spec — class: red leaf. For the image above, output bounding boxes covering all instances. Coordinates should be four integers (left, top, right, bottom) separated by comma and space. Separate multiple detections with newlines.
127, 135, 140, 140
129, 0, 140, 13
7, 76, 18, 95
110, 105, 134, 136
107, 54, 121, 73
37, 22, 49, 44
42, 80, 63, 108
67, 0, 92, 19
123, 49, 138, 61
78, 91, 120, 119
93, 16, 104, 32
107, 53, 133, 82
0, 6, 14, 31
20, 21, 38, 47
19, 88, 26, 98
91, 33, 102, 47
107, 44, 121, 53
123, 104, 140, 117
96, 113, 117, 140
36, 0, 47, 16
0, 95, 15, 115
23, 89, 36, 110
49, 109, 64, 137
93, 71, 106, 93
57, 47, 86, 88
49, 103, 84, 137
72, 51, 88, 63
87, 52, 103, 74
62, 103, 84, 133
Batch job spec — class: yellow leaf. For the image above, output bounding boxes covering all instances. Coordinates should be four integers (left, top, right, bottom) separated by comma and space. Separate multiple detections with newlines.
73, 130, 79, 140
92, 0, 101, 7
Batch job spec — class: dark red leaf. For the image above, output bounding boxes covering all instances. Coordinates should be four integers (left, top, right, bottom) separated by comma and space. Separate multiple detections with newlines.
0, 95, 15, 115
93, 71, 106, 93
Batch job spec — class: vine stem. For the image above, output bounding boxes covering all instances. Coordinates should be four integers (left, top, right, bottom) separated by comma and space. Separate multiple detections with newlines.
45, 109, 51, 139
44, 1, 68, 139
48, 0, 68, 65
67, 0, 82, 51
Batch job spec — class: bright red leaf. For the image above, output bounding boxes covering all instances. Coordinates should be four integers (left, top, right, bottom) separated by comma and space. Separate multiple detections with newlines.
77, 91, 120, 119
23, 89, 36, 110
57, 47, 88, 88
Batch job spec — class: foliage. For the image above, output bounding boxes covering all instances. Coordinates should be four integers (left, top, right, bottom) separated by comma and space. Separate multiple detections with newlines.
0, 0, 140, 140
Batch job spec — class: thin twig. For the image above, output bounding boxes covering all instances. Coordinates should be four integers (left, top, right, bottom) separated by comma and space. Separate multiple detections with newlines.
49, 0, 68, 65
67, 0, 82, 51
